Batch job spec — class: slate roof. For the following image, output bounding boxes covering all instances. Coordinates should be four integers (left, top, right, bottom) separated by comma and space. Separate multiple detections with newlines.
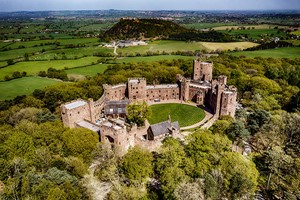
77, 120, 100, 132
104, 100, 129, 115
149, 120, 180, 137
64, 100, 87, 109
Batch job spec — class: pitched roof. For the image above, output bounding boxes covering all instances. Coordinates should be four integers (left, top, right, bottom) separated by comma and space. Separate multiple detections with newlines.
149, 120, 180, 137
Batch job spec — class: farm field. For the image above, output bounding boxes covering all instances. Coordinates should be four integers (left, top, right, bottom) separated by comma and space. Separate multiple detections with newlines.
212, 24, 286, 31
117, 40, 205, 55
117, 40, 258, 54
183, 23, 237, 30
148, 103, 205, 127
200, 42, 258, 51
78, 23, 114, 31
115, 55, 195, 63
291, 30, 300, 36
30, 46, 112, 60
219, 29, 286, 40
66, 64, 109, 76
0, 45, 56, 61
0, 56, 99, 80
0, 77, 60, 100
230, 47, 300, 58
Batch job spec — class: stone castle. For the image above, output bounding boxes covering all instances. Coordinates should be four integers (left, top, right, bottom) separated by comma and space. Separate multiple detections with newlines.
60, 60, 237, 152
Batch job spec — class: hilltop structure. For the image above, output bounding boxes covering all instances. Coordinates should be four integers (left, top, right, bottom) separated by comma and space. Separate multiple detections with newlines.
60, 60, 237, 152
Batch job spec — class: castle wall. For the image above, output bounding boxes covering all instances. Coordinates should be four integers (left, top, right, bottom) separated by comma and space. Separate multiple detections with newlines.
146, 85, 179, 101
104, 84, 126, 101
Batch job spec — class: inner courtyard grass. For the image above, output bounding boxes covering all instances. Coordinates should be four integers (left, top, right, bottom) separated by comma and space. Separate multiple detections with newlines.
148, 103, 205, 127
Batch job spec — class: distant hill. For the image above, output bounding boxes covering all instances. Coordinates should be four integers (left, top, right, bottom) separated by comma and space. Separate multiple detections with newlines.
103, 18, 233, 42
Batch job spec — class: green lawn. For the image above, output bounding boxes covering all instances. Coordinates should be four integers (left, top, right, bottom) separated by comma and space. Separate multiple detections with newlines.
148, 103, 205, 127
0, 77, 60, 100
66, 64, 109, 76
230, 47, 300, 58
0, 56, 100, 80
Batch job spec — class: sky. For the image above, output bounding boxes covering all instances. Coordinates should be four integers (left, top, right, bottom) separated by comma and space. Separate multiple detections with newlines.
0, 0, 299, 12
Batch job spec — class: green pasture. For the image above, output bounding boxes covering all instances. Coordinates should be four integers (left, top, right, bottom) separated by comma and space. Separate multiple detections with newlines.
78, 23, 114, 31
0, 56, 99, 80
66, 64, 109, 76
148, 103, 205, 127
117, 40, 205, 54
291, 30, 300, 36
5, 38, 98, 50
200, 42, 258, 51
183, 23, 237, 30
213, 24, 286, 31
230, 47, 300, 58
219, 29, 286, 40
19, 25, 46, 33
0, 45, 56, 61
0, 77, 60, 100
115, 55, 194, 63
30, 46, 112, 60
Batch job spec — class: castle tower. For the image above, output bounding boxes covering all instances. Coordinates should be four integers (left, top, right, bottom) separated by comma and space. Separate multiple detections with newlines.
220, 86, 237, 118
128, 78, 147, 101
218, 75, 227, 85
193, 60, 213, 82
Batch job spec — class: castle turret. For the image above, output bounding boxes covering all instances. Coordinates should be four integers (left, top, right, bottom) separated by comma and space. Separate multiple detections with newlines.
193, 60, 213, 82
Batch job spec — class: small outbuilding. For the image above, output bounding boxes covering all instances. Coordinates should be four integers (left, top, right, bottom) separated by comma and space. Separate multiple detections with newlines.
147, 120, 180, 140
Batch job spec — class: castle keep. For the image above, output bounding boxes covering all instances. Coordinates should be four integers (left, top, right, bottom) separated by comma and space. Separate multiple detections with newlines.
60, 60, 237, 152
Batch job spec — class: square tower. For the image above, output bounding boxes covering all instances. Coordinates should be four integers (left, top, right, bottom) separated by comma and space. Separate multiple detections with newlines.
128, 78, 147, 101
193, 60, 213, 82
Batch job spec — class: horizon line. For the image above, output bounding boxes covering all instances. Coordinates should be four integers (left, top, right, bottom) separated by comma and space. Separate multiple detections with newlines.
0, 9, 299, 13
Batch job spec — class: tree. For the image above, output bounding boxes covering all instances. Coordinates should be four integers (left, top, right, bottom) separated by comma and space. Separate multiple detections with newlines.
62, 128, 98, 162
122, 146, 153, 184
126, 101, 151, 126
247, 108, 270, 134
174, 180, 205, 200
226, 121, 250, 142
12, 71, 22, 79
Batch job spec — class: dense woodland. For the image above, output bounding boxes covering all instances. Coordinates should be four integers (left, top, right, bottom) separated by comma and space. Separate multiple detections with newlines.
0, 55, 299, 199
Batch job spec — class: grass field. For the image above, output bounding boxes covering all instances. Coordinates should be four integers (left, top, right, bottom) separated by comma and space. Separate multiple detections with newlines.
230, 47, 300, 58
30, 46, 112, 60
115, 55, 195, 63
117, 40, 205, 55
291, 30, 300, 36
148, 103, 205, 127
0, 56, 100, 80
66, 64, 109, 76
212, 24, 286, 31
78, 23, 114, 31
0, 45, 56, 61
183, 23, 237, 30
0, 77, 60, 100
200, 42, 258, 51
219, 29, 286, 40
